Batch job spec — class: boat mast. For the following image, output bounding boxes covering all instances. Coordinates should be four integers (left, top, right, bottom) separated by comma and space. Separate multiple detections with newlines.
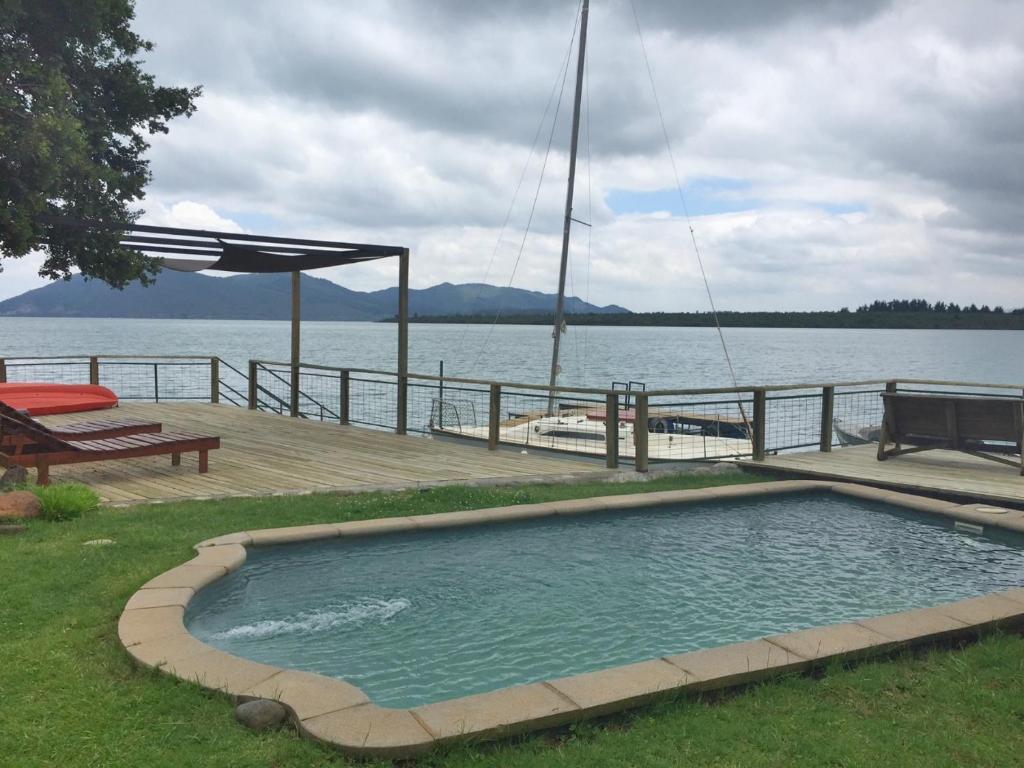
547, 0, 590, 416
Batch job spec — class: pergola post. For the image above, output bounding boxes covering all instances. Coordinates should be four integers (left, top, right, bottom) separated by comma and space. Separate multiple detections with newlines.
396, 248, 410, 435
290, 270, 300, 418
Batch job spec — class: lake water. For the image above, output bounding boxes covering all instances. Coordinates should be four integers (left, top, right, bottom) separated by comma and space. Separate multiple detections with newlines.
2, 317, 1022, 389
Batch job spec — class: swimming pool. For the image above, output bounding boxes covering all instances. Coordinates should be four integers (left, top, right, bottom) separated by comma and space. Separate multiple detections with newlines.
185, 489, 1024, 709
121, 480, 1024, 757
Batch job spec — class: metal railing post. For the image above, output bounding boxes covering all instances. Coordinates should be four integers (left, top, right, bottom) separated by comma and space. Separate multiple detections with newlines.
819, 385, 834, 452
752, 389, 767, 461
210, 357, 220, 404
634, 393, 649, 472
247, 360, 258, 410
488, 383, 501, 450
396, 374, 408, 435
438, 360, 444, 429
886, 380, 898, 394
0, 358, 6, 383
153, 363, 159, 402
605, 392, 619, 469
89, 356, 99, 385
339, 370, 350, 425
290, 363, 300, 418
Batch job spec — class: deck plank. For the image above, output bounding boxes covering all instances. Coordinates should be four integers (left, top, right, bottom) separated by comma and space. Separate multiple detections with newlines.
745, 444, 1024, 505
37, 403, 607, 505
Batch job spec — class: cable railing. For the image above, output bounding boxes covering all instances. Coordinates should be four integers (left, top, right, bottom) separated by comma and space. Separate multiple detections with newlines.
3, 354, 1021, 471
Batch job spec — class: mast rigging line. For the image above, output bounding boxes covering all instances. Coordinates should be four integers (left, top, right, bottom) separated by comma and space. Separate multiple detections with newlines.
468, 0, 584, 375
546, 0, 590, 415
627, 0, 752, 435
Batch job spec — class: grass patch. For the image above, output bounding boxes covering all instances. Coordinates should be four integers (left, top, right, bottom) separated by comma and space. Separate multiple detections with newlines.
27, 482, 101, 521
2, 471, 1023, 767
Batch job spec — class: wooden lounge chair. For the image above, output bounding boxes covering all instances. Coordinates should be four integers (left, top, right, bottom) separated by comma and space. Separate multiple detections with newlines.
877, 392, 1024, 474
0, 409, 219, 485
0, 400, 162, 452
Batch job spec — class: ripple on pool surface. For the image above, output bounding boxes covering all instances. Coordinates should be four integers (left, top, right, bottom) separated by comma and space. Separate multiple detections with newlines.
186, 491, 1024, 708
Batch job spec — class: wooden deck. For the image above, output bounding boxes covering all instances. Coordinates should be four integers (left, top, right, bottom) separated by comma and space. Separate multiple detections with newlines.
38, 403, 608, 505
745, 444, 1024, 507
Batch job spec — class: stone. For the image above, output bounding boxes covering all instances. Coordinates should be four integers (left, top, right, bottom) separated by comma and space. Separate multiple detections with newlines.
412, 682, 579, 742
236, 699, 289, 731
0, 523, 27, 535
189, 543, 246, 571
666, 639, 809, 691
0, 491, 42, 520
117, 605, 187, 647
246, 523, 339, 546
160, 647, 279, 694
142, 564, 228, 591
765, 622, 896, 662
300, 703, 436, 758
549, 659, 693, 717
83, 538, 116, 546
857, 606, 970, 644
0, 465, 28, 489
124, 587, 194, 611
241, 670, 369, 722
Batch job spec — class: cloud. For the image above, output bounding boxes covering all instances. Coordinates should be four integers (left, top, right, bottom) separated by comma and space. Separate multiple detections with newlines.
141, 201, 245, 232
2, 0, 1021, 312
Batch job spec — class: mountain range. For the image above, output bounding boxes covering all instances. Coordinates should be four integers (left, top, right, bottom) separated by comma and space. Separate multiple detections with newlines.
0, 271, 629, 321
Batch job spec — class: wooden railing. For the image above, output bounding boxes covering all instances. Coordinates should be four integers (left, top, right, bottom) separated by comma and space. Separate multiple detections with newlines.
248, 359, 1024, 471
4, 354, 1022, 472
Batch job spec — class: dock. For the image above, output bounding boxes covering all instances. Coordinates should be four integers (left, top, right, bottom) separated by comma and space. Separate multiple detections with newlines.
6, 356, 1021, 509
39, 403, 609, 505
746, 444, 1024, 507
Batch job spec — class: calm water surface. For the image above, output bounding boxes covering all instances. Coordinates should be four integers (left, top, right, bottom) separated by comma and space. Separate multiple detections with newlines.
2, 317, 1022, 387
186, 492, 1024, 707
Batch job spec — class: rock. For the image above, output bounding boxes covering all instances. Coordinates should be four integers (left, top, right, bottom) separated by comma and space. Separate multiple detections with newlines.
0, 491, 42, 520
0, 466, 29, 490
83, 538, 116, 546
0, 524, 28, 535
235, 699, 288, 731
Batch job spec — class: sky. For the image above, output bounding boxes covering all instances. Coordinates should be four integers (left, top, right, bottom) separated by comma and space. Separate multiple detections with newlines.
3, 0, 1023, 311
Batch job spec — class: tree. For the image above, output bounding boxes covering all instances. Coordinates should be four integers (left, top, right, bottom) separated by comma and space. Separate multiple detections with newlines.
1, 0, 200, 286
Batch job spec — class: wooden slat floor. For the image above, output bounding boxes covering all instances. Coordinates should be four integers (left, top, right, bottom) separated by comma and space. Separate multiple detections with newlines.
38, 403, 608, 505
746, 444, 1024, 506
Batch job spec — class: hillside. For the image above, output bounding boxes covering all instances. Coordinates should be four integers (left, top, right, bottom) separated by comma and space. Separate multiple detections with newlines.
0, 272, 629, 321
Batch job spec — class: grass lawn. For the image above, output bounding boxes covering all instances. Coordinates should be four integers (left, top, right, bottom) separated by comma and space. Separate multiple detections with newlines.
2, 471, 1023, 767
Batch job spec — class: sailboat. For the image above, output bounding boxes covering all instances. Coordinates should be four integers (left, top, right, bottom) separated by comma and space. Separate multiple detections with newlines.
431, 0, 753, 462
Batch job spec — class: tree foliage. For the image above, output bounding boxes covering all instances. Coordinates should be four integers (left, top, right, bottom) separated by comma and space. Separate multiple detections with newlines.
0, 0, 200, 286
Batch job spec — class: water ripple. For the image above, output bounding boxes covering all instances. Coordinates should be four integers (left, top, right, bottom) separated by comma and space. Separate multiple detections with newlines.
186, 492, 1024, 708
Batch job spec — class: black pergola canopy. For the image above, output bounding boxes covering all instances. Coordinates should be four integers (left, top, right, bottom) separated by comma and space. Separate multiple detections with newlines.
114, 222, 405, 274
52, 219, 411, 426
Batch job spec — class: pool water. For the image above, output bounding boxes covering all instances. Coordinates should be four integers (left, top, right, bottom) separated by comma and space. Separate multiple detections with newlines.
186, 492, 1024, 708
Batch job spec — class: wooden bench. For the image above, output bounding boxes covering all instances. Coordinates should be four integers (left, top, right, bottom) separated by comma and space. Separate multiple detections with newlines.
0, 409, 220, 485
877, 392, 1024, 474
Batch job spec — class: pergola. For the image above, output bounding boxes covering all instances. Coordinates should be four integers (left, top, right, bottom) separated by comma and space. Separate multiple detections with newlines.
74, 221, 411, 429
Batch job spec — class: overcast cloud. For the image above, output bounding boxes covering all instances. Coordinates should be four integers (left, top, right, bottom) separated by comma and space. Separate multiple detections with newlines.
3, 0, 1022, 311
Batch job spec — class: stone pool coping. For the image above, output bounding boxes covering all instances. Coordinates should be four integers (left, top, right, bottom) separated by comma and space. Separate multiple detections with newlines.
119, 479, 1024, 758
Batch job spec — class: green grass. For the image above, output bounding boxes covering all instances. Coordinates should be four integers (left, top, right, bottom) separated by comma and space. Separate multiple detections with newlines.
27, 481, 102, 520
2, 471, 1023, 767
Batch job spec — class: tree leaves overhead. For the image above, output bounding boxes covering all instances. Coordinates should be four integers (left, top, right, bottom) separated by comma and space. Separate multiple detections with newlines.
0, 0, 200, 286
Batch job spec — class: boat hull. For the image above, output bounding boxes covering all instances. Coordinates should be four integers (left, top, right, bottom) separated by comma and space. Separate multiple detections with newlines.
432, 412, 751, 462
0, 383, 119, 416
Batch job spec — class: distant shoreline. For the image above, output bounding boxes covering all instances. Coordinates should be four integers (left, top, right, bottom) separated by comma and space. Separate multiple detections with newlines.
3, 312, 1023, 330
392, 310, 1024, 331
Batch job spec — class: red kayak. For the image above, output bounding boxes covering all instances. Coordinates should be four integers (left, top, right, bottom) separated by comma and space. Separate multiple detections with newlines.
0, 383, 119, 416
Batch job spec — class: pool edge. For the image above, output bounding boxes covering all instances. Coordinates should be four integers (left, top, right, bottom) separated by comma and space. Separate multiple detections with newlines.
118, 480, 1024, 758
